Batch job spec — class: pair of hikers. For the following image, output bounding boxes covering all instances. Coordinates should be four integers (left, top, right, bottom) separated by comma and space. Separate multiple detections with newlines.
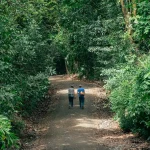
68, 85, 85, 109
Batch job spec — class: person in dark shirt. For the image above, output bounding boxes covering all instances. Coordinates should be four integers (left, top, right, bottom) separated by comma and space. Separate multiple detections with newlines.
77, 85, 85, 109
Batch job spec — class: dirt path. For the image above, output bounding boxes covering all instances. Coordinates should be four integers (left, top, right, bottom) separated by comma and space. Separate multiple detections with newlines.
25, 75, 150, 150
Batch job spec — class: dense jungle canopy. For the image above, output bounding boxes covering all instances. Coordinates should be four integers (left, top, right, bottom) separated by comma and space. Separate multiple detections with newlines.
0, 0, 150, 149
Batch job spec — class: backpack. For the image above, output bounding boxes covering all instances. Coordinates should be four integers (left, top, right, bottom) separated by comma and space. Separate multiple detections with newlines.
80, 91, 84, 96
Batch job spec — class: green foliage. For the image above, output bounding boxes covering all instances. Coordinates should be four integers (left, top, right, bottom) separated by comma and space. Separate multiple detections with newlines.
88, 15, 128, 79
0, 1, 57, 109
105, 55, 150, 138
0, 86, 22, 117
132, 1, 150, 52
58, 0, 124, 79
22, 73, 49, 114
0, 115, 19, 149
0, 0, 58, 147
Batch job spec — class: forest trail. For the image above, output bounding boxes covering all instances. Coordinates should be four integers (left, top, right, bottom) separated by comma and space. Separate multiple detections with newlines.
26, 75, 149, 150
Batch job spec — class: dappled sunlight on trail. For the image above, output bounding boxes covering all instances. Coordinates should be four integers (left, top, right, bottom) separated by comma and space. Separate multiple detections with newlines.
74, 118, 117, 130
74, 118, 99, 129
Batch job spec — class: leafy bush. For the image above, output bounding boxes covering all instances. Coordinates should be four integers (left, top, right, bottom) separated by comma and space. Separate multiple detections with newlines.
0, 1, 57, 146
0, 115, 19, 149
21, 73, 49, 115
0, 86, 22, 117
133, 1, 150, 52
105, 55, 150, 138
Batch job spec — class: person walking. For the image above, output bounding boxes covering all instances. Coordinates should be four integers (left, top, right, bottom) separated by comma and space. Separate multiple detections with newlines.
68, 85, 75, 108
77, 85, 85, 109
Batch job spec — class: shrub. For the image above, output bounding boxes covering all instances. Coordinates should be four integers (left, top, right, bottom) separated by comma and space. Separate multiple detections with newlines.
0, 115, 20, 149
21, 73, 49, 115
0, 86, 22, 117
105, 55, 150, 138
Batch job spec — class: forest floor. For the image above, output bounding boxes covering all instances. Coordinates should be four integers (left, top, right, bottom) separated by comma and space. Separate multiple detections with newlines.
22, 75, 150, 150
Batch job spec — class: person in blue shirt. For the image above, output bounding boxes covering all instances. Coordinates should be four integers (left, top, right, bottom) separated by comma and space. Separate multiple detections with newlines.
77, 85, 85, 109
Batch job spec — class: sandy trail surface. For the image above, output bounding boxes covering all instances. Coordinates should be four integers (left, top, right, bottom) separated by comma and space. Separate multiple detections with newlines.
25, 75, 150, 150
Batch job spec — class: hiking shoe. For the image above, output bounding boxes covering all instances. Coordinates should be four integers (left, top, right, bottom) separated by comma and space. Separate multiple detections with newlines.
82, 106, 84, 109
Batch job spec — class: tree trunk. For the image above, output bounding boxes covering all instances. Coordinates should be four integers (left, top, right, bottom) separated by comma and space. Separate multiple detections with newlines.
132, 0, 137, 16
120, 0, 133, 41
